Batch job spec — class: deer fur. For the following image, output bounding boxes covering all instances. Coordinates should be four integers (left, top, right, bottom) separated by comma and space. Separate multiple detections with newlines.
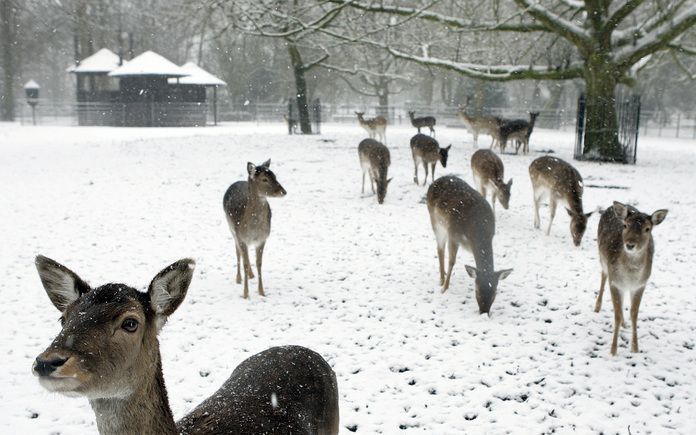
529, 156, 592, 246
32, 256, 340, 435
499, 112, 539, 154
457, 108, 502, 149
594, 202, 668, 355
408, 111, 436, 136
355, 111, 387, 143
410, 133, 451, 186
426, 176, 512, 314
358, 138, 392, 204
223, 159, 286, 298
471, 149, 512, 217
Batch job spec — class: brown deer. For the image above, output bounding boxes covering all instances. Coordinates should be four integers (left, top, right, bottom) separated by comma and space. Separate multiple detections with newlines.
470, 149, 512, 217
498, 112, 539, 154
224, 159, 286, 298
358, 138, 392, 204
408, 111, 436, 136
594, 202, 668, 355
427, 175, 513, 315
32, 256, 339, 435
457, 107, 502, 149
355, 111, 387, 144
529, 156, 592, 246
410, 133, 451, 186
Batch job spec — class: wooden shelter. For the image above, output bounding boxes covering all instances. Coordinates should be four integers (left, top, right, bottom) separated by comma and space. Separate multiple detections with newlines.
168, 62, 227, 125
68, 48, 123, 125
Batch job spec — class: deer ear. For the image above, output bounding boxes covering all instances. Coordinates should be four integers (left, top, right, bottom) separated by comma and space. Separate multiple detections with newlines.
387, 178, 393, 184
612, 201, 628, 219
148, 259, 195, 329
465, 265, 478, 279
584, 211, 593, 219
35, 256, 91, 312
496, 269, 513, 281
565, 208, 575, 218
446, 144, 452, 150
261, 159, 271, 168
651, 209, 668, 226
247, 162, 256, 175
507, 178, 513, 188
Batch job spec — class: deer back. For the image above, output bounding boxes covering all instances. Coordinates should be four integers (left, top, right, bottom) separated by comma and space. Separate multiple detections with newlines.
471, 149, 511, 207
359, 139, 390, 177
410, 133, 440, 162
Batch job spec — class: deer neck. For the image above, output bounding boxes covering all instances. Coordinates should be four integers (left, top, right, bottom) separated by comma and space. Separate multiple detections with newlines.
89, 354, 178, 435
471, 237, 495, 274
566, 191, 584, 215
247, 179, 266, 205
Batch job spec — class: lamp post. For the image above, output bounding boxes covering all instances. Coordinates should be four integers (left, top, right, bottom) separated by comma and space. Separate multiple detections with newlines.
24, 80, 40, 125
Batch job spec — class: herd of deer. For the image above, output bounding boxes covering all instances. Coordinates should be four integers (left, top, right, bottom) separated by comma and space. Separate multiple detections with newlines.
31, 113, 668, 434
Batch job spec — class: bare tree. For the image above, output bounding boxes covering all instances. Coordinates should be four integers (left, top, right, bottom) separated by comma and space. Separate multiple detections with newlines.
0, 0, 17, 120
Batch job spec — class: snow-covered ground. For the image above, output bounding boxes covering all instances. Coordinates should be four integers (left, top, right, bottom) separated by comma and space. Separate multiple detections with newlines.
1, 122, 695, 434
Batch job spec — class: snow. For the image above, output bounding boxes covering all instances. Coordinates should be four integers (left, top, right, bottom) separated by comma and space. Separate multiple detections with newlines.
23, 80, 40, 89
109, 50, 188, 77
1, 122, 695, 434
67, 48, 124, 74
168, 62, 227, 86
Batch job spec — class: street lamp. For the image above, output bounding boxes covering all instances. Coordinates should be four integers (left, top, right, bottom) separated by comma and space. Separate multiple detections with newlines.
24, 80, 40, 125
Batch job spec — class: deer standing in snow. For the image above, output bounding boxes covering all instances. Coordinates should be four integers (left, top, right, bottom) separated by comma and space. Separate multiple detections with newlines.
410, 133, 451, 186
498, 112, 539, 154
427, 175, 513, 314
32, 256, 339, 435
408, 111, 436, 136
594, 202, 668, 355
529, 156, 592, 246
358, 138, 392, 204
355, 111, 387, 143
457, 105, 502, 149
471, 149, 512, 217
223, 159, 286, 298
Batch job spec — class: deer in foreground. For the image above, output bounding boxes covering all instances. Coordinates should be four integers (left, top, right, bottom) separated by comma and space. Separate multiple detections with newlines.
594, 202, 668, 355
410, 133, 451, 186
355, 111, 387, 143
408, 111, 436, 136
358, 138, 392, 204
529, 156, 592, 246
224, 159, 286, 298
499, 112, 539, 154
471, 149, 512, 217
32, 256, 340, 435
427, 176, 512, 314
457, 107, 502, 149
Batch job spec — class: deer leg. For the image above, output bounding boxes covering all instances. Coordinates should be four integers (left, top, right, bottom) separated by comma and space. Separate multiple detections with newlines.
430, 163, 436, 184
413, 158, 419, 185
240, 243, 251, 299
256, 243, 266, 297
235, 244, 242, 284
423, 162, 429, 186
361, 170, 366, 194
369, 169, 376, 194
546, 198, 557, 236
532, 188, 541, 229
430, 126, 435, 137
491, 191, 497, 218
594, 272, 607, 312
442, 239, 459, 292
630, 287, 645, 353
473, 131, 478, 148
609, 285, 623, 356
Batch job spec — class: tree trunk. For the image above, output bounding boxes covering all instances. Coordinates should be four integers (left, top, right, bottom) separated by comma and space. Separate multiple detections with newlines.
287, 43, 312, 134
0, 0, 16, 121
377, 78, 389, 119
582, 56, 622, 160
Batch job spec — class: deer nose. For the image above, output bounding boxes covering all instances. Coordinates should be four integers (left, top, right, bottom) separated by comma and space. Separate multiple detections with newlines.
33, 355, 68, 377
625, 243, 636, 251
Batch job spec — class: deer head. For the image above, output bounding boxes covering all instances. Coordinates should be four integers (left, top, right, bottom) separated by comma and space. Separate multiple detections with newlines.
376, 177, 392, 205
497, 179, 513, 210
566, 208, 593, 246
32, 256, 195, 399
612, 201, 667, 253
439, 145, 452, 167
465, 265, 513, 315
247, 159, 287, 197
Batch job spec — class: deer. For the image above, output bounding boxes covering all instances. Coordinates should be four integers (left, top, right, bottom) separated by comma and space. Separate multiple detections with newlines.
408, 111, 436, 136
498, 112, 539, 154
283, 114, 298, 135
358, 138, 392, 204
457, 107, 503, 149
223, 159, 286, 298
470, 149, 512, 217
529, 156, 593, 246
410, 133, 451, 186
32, 255, 340, 435
593, 202, 668, 355
355, 111, 387, 144
427, 175, 513, 315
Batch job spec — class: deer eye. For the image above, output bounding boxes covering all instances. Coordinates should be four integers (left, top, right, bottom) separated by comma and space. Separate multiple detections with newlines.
644, 227, 650, 232
623, 223, 628, 229
121, 318, 139, 333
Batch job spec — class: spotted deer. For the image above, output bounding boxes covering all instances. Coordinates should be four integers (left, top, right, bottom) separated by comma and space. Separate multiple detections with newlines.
408, 111, 436, 136
32, 256, 339, 435
471, 149, 512, 217
223, 159, 286, 298
358, 138, 392, 204
427, 176, 513, 315
594, 202, 668, 355
410, 133, 451, 186
529, 156, 592, 246
457, 107, 502, 149
355, 111, 387, 143
499, 112, 539, 154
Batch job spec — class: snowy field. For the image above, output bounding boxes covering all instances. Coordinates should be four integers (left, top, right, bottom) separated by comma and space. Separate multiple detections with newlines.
1, 121, 695, 434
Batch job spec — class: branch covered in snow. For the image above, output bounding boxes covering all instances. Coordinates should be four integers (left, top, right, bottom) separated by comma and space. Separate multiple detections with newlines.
513, 0, 590, 48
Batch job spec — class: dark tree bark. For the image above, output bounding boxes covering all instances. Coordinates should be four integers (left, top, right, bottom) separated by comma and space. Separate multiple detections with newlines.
288, 43, 312, 134
0, 0, 16, 121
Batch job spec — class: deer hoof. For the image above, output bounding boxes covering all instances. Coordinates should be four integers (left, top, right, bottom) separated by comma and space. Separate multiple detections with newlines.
593, 302, 601, 313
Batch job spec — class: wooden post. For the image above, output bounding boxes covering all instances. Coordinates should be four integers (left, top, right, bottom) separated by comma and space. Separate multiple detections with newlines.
213, 86, 218, 126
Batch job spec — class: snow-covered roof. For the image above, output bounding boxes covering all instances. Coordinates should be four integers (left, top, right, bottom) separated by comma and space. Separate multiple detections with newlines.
68, 48, 124, 74
24, 80, 40, 89
108, 51, 188, 78
168, 62, 226, 86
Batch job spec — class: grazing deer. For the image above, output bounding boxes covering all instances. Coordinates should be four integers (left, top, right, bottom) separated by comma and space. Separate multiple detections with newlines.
355, 111, 387, 143
457, 107, 502, 149
594, 202, 668, 355
32, 256, 340, 435
470, 149, 512, 216
224, 159, 286, 298
284, 114, 298, 135
408, 111, 436, 136
498, 112, 539, 154
427, 176, 513, 314
529, 156, 592, 246
358, 138, 392, 204
410, 133, 451, 186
